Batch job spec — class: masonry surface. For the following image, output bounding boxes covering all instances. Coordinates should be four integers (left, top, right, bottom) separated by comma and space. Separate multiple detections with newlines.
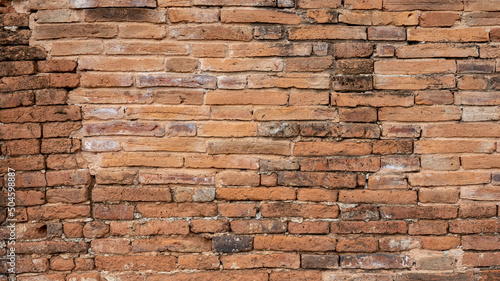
1, 0, 500, 280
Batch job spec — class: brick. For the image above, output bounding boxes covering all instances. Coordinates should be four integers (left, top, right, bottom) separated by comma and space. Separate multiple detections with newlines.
380, 205, 457, 220
382, 123, 420, 138
217, 187, 294, 201
230, 220, 285, 234
408, 171, 491, 186
213, 235, 253, 253
341, 254, 410, 269
79, 56, 163, 71
122, 137, 206, 152
289, 26, 366, 40
339, 107, 377, 122
419, 187, 459, 203
27, 205, 90, 220
301, 255, 339, 269
206, 90, 287, 105
217, 75, 246, 89
459, 204, 497, 218
301, 157, 380, 172
169, 8, 219, 23
383, 0, 462, 11
149, 271, 268, 281
5, 172, 46, 190
285, 57, 333, 72
46, 188, 87, 203
71, 0, 157, 8
222, 253, 300, 269
186, 155, 258, 169
396, 43, 478, 58
345, 0, 382, 9
136, 203, 217, 217
85, 8, 163, 22
165, 58, 198, 72
332, 75, 373, 91
375, 59, 455, 74
0, 13, 29, 26
288, 221, 329, 234
297, 0, 340, 8
95, 256, 175, 271
136, 73, 215, 89
337, 237, 378, 252
376, 44, 395, 57
419, 12, 460, 27
277, 171, 357, 188
374, 75, 456, 90
102, 152, 182, 168
0, 61, 35, 77
331, 221, 407, 234
230, 42, 312, 57
93, 187, 172, 202
465, 0, 500, 11
307, 10, 338, 23
94, 204, 134, 220
36, 89, 68, 106
368, 26, 405, 40
172, 25, 252, 41
124, 106, 210, 120
81, 73, 133, 87
258, 122, 299, 137
408, 28, 489, 42
254, 235, 336, 251
415, 140, 495, 154
463, 12, 500, 26
50, 256, 75, 271
409, 221, 448, 235
0, 91, 33, 109
295, 189, 336, 202
110, 220, 189, 236
419, 236, 460, 251
294, 141, 372, 156
105, 41, 188, 55
333, 93, 414, 107
333, 42, 373, 58
2, 139, 40, 156
463, 235, 500, 250
255, 106, 337, 121
261, 202, 338, 219
0, 155, 45, 173
208, 139, 290, 155
415, 90, 454, 105
373, 140, 412, 154
222, 9, 301, 24
379, 236, 421, 252
51, 40, 103, 56
340, 204, 379, 221
339, 190, 416, 204
132, 236, 211, 253
396, 272, 474, 281
154, 90, 204, 105
461, 186, 500, 201
34, 23, 118, 39
178, 254, 220, 269
463, 252, 500, 267
249, 74, 330, 89
91, 238, 130, 254
480, 270, 500, 281
380, 156, 419, 172
289, 91, 330, 106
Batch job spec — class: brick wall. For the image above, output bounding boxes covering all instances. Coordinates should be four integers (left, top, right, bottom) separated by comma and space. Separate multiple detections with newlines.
1, 0, 500, 280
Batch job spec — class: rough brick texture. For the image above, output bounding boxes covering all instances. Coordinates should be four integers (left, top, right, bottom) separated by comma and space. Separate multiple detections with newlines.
1, 0, 500, 280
